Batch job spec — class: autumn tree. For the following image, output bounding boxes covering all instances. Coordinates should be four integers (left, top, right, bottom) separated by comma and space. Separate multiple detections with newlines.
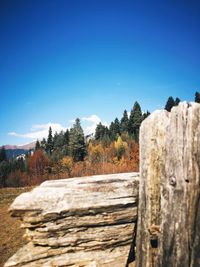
28, 150, 49, 179
6, 170, 26, 187
69, 118, 86, 161
88, 142, 105, 163
60, 156, 73, 177
114, 136, 128, 160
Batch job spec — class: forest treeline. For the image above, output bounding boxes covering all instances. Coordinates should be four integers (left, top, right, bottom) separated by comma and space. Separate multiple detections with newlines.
0, 92, 199, 187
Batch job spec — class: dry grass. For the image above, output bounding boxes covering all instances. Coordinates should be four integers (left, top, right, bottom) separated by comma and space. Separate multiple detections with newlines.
0, 187, 33, 267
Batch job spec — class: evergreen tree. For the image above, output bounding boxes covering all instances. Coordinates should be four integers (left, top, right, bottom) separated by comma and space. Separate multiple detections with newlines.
64, 129, 69, 145
46, 126, 54, 155
195, 92, 200, 103
120, 110, 129, 133
40, 138, 47, 150
0, 161, 10, 187
175, 97, 181, 106
15, 157, 26, 172
128, 101, 143, 141
0, 146, 7, 162
101, 132, 111, 146
109, 118, 121, 140
113, 118, 121, 135
35, 140, 41, 151
61, 130, 70, 156
95, 123, 109, 141
143, 110, 151, 120
53, 131, 64, 148
165, 96, 175, 112
0, 147, 10, 187
95, 123, 103, 140
53, 132, 58, 147
109, 122, 116, 141
69, 118, 86, 161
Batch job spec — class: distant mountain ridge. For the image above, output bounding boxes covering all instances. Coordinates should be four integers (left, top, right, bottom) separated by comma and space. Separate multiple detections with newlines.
1, 142, 36, 159
2, 141, 36, 150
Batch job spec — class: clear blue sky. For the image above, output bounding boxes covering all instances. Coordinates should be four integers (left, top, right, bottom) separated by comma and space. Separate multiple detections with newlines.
0, 0, 199, 145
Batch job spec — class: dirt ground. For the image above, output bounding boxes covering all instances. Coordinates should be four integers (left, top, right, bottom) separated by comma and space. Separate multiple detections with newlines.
0, 187, 32, 267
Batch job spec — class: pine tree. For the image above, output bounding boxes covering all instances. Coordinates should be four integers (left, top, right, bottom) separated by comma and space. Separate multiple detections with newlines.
175, 97, 181, 106
128, 101, 143, 141
143, 110, 150, 120
0, 146, 7, 162
46, 126, 54, 155
0, 161, 10, 187
113, 118, 121, 135
95, 123, 109, 141
35, 140, 41, 151
60, 129, 70, 156
69, 118, 86, 161
53, 132, 59, 148
195, 92, 200, 103
120, 110, 129, 133
109, 118, 121, 140
53, 131, 65, 148
95, 123, 103, 140
64, 129, 69, 145
165, 96, 175, 112
109, 122, 116, 141
40, 138, 46, 150
0, 147, 9, 187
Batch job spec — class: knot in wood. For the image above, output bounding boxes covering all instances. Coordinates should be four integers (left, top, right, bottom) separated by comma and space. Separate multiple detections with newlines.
149, 225, 160, 249
169, 176, 176, 186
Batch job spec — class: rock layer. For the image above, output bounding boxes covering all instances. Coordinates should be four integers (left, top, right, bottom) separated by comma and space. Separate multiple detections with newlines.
5, 172, 139, 267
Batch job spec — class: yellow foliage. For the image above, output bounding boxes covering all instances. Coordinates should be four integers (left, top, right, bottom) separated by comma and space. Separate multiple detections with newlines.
60, 156, 73, 176
88, 143, 105, 163
61, 156, 73, 166
114, 136, 128, 160
114, 136, 128, 150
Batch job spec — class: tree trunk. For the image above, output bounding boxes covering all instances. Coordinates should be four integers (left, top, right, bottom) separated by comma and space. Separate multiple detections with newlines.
136, 102, 200, 267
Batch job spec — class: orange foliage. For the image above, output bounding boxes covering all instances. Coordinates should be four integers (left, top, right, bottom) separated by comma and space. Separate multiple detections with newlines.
6, 170, 27, 187
28, 150, 50, 184
68, 141, 139, 178
13, 141, 139, 186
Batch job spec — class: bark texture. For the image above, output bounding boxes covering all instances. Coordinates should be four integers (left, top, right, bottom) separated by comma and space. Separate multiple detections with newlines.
136, 102, 200, 267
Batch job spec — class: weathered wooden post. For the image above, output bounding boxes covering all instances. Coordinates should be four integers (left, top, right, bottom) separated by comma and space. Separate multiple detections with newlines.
136, 102, 200, 267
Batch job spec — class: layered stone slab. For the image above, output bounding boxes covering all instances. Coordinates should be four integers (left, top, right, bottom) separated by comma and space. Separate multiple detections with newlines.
5, 172, 139, 267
